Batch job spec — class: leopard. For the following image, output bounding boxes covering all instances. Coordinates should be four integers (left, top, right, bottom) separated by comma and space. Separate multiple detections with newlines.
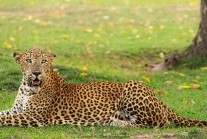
0, 47, 206, 128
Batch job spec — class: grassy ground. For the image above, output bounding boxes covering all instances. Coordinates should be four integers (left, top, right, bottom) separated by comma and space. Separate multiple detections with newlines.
1, 0, 207, 138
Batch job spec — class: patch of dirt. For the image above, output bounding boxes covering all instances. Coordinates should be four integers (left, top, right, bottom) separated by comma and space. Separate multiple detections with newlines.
130, 132, 177, 139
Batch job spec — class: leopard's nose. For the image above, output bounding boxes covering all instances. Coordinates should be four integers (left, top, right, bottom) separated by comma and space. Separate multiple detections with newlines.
32, 72, 41, 77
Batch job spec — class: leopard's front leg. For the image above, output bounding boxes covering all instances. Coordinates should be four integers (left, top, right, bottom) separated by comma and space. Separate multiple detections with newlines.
0, 88, 30, 116
0, 98, 28, 115
0, 97, 30, 115
0, 112, 45, 127
0, 109, 16, 115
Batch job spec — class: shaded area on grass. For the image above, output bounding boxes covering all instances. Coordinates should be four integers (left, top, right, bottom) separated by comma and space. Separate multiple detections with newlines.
0, 65, 126, 92
55, 65, 125, 83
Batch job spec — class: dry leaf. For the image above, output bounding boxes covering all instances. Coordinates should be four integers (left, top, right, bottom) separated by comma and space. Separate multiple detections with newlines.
179, 85, 191, 89
142, 76, 150, 83
165, 81, 174, 85
178, 73, 185, 77
9, 37, 15, 41
135, 35, 140, 39
62, 34, 69, 39
148, 25, 153, 30
179, 84, 201, 89
185, 100, 195, 104
191, 84, 200, 89
80, 72, 88, 77
189, 2, 197, 7
94, 34, 100, 38
159, 52, 165, 59
85, 28, 93, 33
82, 66, 88, 71
158, 90, 166, 95
3, 41, 13, 49
159, 25, 165, 29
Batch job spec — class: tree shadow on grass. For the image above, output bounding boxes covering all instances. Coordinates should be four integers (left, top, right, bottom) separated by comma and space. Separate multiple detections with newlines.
179, 57, 207, 69
55, 65, 121, 84
0, 69, 22, 92
0, 65, 124, 92
113, 49, 207, 70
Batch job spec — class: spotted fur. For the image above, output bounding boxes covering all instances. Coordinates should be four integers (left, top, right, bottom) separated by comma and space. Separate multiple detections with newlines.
0, 48, 206, 127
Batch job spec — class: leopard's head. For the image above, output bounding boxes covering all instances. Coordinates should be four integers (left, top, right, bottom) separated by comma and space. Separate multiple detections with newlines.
13, 47, 56, 91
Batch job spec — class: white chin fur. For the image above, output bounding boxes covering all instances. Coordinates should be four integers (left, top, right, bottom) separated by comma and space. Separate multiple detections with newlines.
25, 85, 40, 93
31, 86, 40, 92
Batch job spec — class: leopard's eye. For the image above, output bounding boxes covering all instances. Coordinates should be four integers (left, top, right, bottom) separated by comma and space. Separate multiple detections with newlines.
41, 59, 47, 63
26, 59, 32, 63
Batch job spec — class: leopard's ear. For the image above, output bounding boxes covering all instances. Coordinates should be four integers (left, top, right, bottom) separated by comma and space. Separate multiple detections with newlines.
13, 52, 22, 63
51, 53, 56, 58
50, 53, 56, 59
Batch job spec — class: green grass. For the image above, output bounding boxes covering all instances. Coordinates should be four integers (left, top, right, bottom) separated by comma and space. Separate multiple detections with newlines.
1, 0, 207, 138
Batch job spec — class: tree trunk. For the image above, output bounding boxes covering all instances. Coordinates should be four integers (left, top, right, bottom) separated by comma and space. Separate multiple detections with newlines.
152, 0, 207, 71
183, 0, 207, 58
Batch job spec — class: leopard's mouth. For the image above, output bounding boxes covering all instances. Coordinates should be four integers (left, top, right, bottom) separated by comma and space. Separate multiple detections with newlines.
30, 78, 42, 87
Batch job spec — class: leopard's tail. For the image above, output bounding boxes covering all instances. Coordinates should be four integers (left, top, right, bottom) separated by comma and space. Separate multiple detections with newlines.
167, 107, 207, 127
